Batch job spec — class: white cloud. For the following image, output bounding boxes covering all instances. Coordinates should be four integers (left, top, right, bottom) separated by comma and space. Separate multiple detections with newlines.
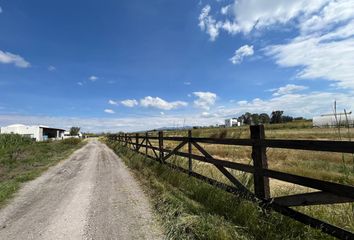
198, 5, 222, 41
199, 0, 328, 39
200, 1, 354, 90
77, 82, 84, 86
224, 91, 354, 118
0, 6, 3, 13
108, 100, 118, 105
201, 112, 219, 118
140, 96, 188, 110
193, 91, 217, 110
184, 81, 191, 85
262, 0, 354, 89
230, 45, 254, 64
0, 114, 223, 133
89, 75, 98, 81
2, 91, 351, 132
0, 50, 30, 68
48, 65, 56, 71
104, 109, 115, 114
121, 99, 138, 108
270, 84, 308, 96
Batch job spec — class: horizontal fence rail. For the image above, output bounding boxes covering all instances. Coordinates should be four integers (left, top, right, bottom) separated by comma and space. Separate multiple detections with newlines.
108, 125, 354, 240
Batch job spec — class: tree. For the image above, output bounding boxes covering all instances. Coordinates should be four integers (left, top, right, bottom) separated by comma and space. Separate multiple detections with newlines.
270, 111, 284, 124
259, 113, 270, 124
251, 113, 260, 125
238, 112, 252, 125
281, 115, 294, 123
70, 127, 81, 136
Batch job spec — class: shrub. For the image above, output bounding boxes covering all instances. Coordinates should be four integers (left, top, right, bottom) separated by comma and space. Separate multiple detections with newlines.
61, 138, 81, 145
0, 134, 33, 150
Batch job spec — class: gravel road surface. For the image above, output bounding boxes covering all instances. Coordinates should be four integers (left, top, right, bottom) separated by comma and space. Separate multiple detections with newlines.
0, 139, 163, 240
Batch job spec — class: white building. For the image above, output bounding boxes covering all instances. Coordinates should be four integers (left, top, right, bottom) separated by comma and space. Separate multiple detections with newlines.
313, 112, 353, 128
225, 118, 242, 128
0, 124, 65, 141
63, 131, 83, 139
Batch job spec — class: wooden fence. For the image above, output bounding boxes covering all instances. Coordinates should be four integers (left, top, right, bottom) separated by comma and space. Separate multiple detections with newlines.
107, 125, 354, 240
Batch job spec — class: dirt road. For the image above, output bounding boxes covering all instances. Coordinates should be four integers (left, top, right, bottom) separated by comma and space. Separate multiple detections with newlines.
0, 140, 163, 240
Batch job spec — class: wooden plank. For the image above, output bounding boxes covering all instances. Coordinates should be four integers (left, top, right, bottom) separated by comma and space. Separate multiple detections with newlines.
269, 202, 354, 240
158, 147, 254, 173
273, 191, 354, 207
146, 138, 159, 159
162, 136, 253, 146
215, 165, 254, 197
145, 132, 148, 156
250, 125, 270, 200
192, 141, 253, 196
264, 139, 354, 153
188, 130, 192, 175
264, 169, 354, 199
158, 131, 164, 162
162, 140, 187, 161
135, 133, 139, 151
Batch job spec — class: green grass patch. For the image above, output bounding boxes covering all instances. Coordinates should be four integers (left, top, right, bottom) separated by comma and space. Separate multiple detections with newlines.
0, 134, 85, 207
106, 140, 334, 240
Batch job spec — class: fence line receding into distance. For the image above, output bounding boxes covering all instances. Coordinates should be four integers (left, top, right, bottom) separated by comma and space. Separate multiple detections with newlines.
107, 125, 354, 240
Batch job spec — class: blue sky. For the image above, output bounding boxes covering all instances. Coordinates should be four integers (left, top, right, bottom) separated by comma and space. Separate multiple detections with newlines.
0, 0, 354, 132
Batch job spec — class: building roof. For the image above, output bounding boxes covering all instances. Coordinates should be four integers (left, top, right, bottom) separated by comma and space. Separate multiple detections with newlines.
2, 124, 65, 132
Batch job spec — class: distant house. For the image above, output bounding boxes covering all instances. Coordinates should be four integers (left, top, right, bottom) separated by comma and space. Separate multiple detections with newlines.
225, 118, 242, 128
313, 112, 353, 128
63, 131, 83, 139
0, 124, 65, 141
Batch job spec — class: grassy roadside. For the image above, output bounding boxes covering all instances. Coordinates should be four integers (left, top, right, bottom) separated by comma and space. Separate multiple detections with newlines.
106, 139, 333, 240
0, 134, 86, 207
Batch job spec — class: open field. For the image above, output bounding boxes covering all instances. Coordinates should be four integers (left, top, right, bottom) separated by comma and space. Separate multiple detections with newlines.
0, 134, 85, 206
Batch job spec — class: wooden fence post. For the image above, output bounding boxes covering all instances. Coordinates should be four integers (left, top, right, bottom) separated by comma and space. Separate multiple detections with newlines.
188, 130, 192, 175
136, 133, 139, 152
158, 131, 164, 163
124, 133, 128, 147
145, 132, 148, 156
250, 125, 270, 200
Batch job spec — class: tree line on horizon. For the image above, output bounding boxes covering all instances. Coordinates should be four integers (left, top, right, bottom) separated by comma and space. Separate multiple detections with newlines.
237, 111, 305, 125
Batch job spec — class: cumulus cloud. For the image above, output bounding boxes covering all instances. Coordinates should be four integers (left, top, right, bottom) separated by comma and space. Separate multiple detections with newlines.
199, 0, 354, 90
0, 50, 30, 68
199, 0, 327, 39
108, 100, 118, 105
270, 84, 308, 96
104, 109, 115, 114
121, 99, 138, 108
193, 91, 217, 110
89, 75, 98, 81
265, 21, 354, 89
140, 96, 187, 110
230, 45, 254, 64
